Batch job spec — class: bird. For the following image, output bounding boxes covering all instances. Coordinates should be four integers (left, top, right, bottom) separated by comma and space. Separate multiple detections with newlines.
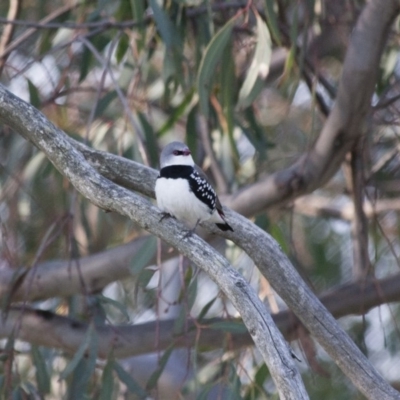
155, 141, 233, 234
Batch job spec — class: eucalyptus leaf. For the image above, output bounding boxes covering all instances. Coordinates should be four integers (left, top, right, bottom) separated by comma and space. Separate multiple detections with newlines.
146, 346, 174, 390
197, 15, 238, 117
31, 346, 51, 394
209, 321, 247, 334
99, 358, 115, 400
238, 12, 272, 109
114, 362, 147, 398
129, 236, 157, 275
27, 79, 41, 108
59, 324, 95, 380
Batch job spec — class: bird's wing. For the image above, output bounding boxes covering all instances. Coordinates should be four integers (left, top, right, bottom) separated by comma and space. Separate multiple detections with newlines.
194, 165, 225, 215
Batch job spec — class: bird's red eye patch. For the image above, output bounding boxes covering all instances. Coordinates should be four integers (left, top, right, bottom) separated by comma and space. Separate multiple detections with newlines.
173, 150, 181, 156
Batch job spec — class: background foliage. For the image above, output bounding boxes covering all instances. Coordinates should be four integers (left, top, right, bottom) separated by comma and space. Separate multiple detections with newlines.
1, 0, 400, 398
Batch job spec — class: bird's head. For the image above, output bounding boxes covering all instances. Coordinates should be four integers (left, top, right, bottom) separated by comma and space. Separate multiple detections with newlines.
160, 141, 194, 168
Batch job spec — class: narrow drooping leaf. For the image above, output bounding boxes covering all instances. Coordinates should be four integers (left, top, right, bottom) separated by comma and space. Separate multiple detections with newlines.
264, 0, 281, 44
116, 33, 129, 64
146, 346, 174, 390
197, 297, 217, 321
157, 89, 195, 136
187, 274, 198, 311
129, 235, 157, 275
220, 40, 235, 136
27, 79, 41, 108
59, 324, 94, 380
31, 346, 51, 394
114, 362, 147, 398
149, 0, 181, 49
209, 321, 248, 334
186, 105, 198, 154
94, 91, 118, 118
238, 12, 272, 109
131, 0, 146, 49
138, 113, 159, 167
98, 294, 130, 322
197, 16, 238, 117
99, 357, 115, 400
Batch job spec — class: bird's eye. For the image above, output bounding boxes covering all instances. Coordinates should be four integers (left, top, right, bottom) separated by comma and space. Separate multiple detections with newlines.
173, 150, 181, 156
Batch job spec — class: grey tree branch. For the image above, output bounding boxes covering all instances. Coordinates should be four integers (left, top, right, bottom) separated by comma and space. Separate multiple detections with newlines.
4, 231, 400, 313
1, 272, 399, 358
1, 85, 398, 400
0, 87, 307, 400
0, 0, 398, 398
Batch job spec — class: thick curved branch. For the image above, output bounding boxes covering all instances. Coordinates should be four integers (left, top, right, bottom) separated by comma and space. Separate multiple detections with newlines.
1, 87, 398, 400
0, 1, 398, 398
0, 87, 307, 399
1, 274, 399, 358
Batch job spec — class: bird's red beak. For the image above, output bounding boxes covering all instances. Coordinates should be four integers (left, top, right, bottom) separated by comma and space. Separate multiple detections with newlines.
183, 149, 191, 156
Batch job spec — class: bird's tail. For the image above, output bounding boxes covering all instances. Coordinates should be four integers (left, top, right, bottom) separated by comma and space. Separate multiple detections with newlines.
216, 222, 234, 231
215, 208, 234, 232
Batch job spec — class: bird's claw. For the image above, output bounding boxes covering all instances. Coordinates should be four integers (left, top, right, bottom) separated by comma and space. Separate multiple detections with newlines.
182, 229, 194, 240
159, 212, 173, 223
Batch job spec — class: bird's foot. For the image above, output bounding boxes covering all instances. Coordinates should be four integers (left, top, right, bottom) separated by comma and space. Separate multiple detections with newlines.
181, 219, 200, 240
159, 212, 173, 223
182, 228, 195, 240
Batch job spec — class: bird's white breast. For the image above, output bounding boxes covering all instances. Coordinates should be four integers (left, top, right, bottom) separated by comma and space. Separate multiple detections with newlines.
155, 177, 212, 228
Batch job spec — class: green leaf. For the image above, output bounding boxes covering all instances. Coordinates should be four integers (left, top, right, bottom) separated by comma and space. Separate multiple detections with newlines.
98, 295, 130, 322
131, 0, 146, 49
99, 358, 115, 400
173, 307, 187, 334
220, 40, 235, 136
238, 12, 272, 109
149, 0, 181, 49
186, 105, 198, 154
264, 0, 281, 44
244, 364, 270, 400
27, 79, 41, 108
39, 30, 54, 55
197, 15, 238, 117
209, 321, 247, 334
146, 346, 174, 390
59, 324, 94, 380
94, 91, 118, 119
197, 297, 217, 321
79, 46, 93, 82
67, 358, 90, 398
116, 33, 129, 64
157, 88, 195, 136
82, 323, 99, 379
187, 274, 197, 311
79, 35, 110, 82
114, 362, 147, 398
129, 236, 157, 275
31, 346, 51, 394
138, 113, 159, 168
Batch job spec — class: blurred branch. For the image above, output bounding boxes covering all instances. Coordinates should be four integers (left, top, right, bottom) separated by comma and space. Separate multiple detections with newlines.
2, 272, 400, 358
294, 195, 400, 221
0, 0, 22, 74
0, 88, 307, 399
0, 2, 78, 61
197, 114, 229, 194
346, 144, 371, 278
0, 238, 150, 302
